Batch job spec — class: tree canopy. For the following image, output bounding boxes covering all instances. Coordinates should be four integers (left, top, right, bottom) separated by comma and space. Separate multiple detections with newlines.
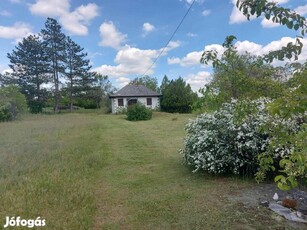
160, 77, 197, 113
4, 17, 112, 113
130, 75, 158, 92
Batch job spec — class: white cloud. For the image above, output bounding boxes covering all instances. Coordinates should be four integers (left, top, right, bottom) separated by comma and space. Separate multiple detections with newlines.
1, 68, 12, 75
235, 37, 307, 65
167, 57, 181, 65
202, 10, 211, 16
295, 4, 307, 16
229, 0, 250, 24
185, 71, 212, 92
168, 51, 203, 66
163, 40, 181, 52
99, 21, 127, 49
168, 36, 307, 69
261, 18, 280, 28
59, 3, 99, 36
94, 45, 158, 77
29, 0, 98, 36
0, 22, 32, 40
271, 0, 289, 4
235, 40, 263, 55
93, 41, 180, 78
30, 0, 69, 17
168, 44, 225, 67
116, 77, 131, 88
142, 22, 155, 37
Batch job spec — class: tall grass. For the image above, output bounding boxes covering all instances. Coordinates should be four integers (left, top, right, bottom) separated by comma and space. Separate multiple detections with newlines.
0, 112, 298, 229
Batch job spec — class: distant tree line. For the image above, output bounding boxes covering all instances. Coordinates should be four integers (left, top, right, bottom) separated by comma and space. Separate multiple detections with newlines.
1, 17, 115, 113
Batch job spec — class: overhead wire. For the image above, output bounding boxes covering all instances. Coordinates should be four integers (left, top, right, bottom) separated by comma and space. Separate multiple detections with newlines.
139, 0, 196, 78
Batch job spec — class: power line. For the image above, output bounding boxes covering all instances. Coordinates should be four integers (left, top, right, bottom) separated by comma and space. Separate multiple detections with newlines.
140, 0, 196, 78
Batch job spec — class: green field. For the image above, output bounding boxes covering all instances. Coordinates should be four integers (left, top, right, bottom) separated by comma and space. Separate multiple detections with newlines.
0, 112, 296, 229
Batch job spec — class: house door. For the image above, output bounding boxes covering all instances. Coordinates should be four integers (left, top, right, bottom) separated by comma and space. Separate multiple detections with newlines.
128, 99, 137, 106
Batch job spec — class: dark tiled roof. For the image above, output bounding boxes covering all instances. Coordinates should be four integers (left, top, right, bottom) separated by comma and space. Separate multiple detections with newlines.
110, 84, 161, 98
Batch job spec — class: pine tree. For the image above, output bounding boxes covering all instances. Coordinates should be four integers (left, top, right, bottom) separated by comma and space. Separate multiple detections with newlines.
7, 34, 49, 113
160, 77, 197, 113
159, 75, 170, 94
41, 17, 66, 113
64, 36, 92, 111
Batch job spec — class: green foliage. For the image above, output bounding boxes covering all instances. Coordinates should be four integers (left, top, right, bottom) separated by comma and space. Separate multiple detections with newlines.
0, 85, 27, 121
0, 103, 13, 121
275, 149, 307, 190
7, 34, 49, 113
92, 73, 116, 112
159, 75, 170, 94
130, 75, 158, 92
256, 152, 276, 183
5, 18, 116, 113
126, 102, 152, 121
198, 38, 286, 112
255, 113, 306, 186
269, 68, 307, 117
257, 121, 307, 190
194, 0, 307, 190
160, 77, 197, 113
41, 17, 67, 112
64, 36, 92, 111
257, 68, 307, 189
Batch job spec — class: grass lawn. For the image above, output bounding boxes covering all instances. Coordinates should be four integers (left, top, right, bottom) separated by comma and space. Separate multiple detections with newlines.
0, 112, 297, 229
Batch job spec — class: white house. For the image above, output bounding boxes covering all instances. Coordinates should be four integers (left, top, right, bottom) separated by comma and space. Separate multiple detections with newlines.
109, 84, 161, 114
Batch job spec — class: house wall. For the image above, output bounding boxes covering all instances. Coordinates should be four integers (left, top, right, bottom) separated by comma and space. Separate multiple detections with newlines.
111, 97, 160, 114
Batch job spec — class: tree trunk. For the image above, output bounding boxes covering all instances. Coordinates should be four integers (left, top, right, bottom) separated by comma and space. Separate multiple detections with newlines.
70, 78, 73, 112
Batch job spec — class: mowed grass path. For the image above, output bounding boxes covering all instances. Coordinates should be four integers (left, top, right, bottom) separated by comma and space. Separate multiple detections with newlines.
0, 112, 294, 229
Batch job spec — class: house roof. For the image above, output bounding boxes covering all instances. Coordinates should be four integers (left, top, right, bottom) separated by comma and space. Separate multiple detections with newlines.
109, 84, 161, 98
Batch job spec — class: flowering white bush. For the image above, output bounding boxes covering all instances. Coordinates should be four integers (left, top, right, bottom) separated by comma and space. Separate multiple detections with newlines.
181, 98, 305, 177
181, 98, 271, 175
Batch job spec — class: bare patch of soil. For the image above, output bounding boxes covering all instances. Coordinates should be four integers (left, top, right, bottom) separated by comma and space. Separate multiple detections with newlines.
226, 183, 307, 229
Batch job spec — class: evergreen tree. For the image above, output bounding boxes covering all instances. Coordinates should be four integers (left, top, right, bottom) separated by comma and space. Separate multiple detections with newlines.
159, 75, 170, 94
160, 77, 197, 113
7, 34, 49, 113
41, 17, 66, 113
64, 36, 92, 111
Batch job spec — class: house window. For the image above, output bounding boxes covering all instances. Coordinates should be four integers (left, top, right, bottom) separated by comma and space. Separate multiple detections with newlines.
118, 98, 124, 106
128, 99, 137, 106
147, 98, 152, 106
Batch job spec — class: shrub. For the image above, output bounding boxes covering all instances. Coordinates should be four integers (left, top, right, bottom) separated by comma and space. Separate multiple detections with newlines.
126, 102, 152, 121
0, 86, 27, 122
256, 113, 307, 188
0, 103, 13, 121
181, 98, 271, 176
181, 97, 306, 181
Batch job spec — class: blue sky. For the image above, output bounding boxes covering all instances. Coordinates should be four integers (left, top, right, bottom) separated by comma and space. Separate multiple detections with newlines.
0, 0, 307, 91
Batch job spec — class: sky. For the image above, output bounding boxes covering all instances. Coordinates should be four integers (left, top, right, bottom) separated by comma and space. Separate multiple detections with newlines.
1, 0, 307, 91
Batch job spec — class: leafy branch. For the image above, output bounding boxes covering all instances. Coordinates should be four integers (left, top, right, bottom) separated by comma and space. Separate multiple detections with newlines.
201, 1, 306, 66
236, 0, 306, 62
